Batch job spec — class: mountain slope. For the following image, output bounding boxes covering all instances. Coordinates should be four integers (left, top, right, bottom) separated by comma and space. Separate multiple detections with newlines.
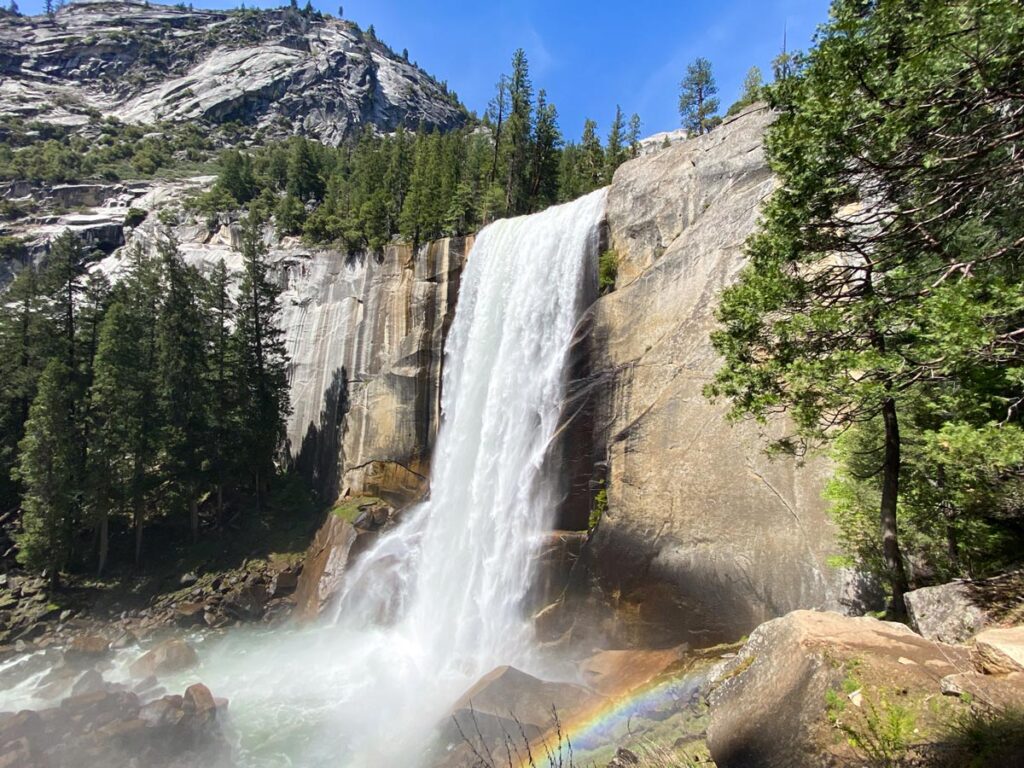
0, 0, 467, 144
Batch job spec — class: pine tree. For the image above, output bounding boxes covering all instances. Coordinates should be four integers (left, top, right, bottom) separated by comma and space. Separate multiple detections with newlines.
727, 66, 764, 116
579, 119, 604, 192
503, 49, 534, 215
0, 266, 46, 511
15, 360, 77, 589
679, 57, 720, 135
156, 237, 209, 542
286, 138, 325, 203
44, 0, 53, 17
528, 89, 561, 210
604, 105, 626, 184
233, 213, 290, 510
626, 114, 642, 159
202, 259, 237, 525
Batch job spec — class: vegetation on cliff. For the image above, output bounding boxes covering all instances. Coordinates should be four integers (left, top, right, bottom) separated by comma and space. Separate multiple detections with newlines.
191, 48, 641, 252
708, 0, 1024, 614
0, 222, 291, 581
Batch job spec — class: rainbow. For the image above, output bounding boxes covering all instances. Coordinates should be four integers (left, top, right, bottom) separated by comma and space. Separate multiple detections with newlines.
513, 671, 707, 767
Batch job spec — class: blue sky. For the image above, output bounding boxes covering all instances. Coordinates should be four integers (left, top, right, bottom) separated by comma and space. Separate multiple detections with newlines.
19, 0, 833, 140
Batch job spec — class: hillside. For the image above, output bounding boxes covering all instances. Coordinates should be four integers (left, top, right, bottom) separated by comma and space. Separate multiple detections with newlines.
0, 0, 467, 145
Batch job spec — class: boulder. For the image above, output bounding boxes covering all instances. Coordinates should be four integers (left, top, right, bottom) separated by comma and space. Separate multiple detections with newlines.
904, 580, 989, 643
294, 514, 359, 620
65, 633, 110, 663
438, 666, 599, 762
706, 610, 969, 768
583, 106, 852, 648
973, 626, 1024, 675
129, 639, 199, 679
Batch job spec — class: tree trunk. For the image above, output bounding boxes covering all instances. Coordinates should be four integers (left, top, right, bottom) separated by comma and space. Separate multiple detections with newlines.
880, 396, 910, 620
97, 511, 108, 576
190, 497, 199, 544
133, 501, 143, 567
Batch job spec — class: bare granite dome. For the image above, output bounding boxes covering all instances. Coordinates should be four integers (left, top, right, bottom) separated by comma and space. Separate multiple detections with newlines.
0, 0, 467, 143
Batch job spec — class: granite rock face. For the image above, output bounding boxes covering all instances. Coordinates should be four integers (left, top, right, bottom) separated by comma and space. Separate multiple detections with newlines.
0, 0, 466, 143
706, 610, 970, 768
580, 106, 851, 647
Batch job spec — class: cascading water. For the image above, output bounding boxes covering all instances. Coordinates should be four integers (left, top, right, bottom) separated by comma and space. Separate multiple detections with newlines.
0, 189, 608, 768
320, 187, 609, 765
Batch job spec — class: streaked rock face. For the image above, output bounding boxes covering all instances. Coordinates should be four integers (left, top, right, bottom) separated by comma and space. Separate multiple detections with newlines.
580, 106, 852, 646
0, 0, 466, 143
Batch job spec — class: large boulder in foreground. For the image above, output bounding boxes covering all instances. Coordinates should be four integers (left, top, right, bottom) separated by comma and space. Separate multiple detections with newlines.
973, 626, 1024, 676
706, 610, 973, 768
293, 513, 359, 620
583, 106, 854, 648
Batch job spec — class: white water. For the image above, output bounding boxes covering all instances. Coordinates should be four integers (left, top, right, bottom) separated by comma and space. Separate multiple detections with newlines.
0, 189, 608, 767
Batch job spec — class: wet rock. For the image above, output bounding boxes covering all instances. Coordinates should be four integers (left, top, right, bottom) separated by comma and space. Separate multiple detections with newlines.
173, 602, 206, 627
70, 668, 106, 697
223, 583, 268, 621
578, 646, 688, 697
294, 514, 358, 620
270, 567, 300, 598
129, 639, 199, 679
438, 665, 598, 762
65, 633, 110, 664
179, 572, 199, 588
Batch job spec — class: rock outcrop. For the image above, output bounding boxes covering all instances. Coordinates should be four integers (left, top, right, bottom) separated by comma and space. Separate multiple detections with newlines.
706, 610, 972, 768
0, 0, 466, 144
578, 106, 850, 647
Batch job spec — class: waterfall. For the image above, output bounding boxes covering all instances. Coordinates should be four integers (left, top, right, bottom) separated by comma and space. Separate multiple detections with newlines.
163, 189, 608, 768
330, 188, 607, 763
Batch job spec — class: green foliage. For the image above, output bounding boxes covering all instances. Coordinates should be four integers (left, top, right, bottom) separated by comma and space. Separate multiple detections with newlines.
589, 485, 607, 531
14, 360, 78, 584
0, 117, 216, 183
124, 207, 148, 228
598, 249, 618, 294
679, 57, 720, 135
726, 66, 763, 116
707, 0, 1024, 603
1, 228, 291, 576
939, 708, 1024, 768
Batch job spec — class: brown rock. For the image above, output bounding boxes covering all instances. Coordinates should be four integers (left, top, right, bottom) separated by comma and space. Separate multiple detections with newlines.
973, 626, 1024, 675
66, 633, 110, 662
129, 639, 199, 679
706, 610, 969, 768
183, 683, 216, 714
293, 514, 358, 620
578, 646, 687, 696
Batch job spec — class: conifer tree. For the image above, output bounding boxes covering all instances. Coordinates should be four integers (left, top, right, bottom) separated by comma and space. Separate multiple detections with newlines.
286, 138, 325, 202
529, 90, 561, 209
233, 213, 290, 509
679, 57, 720, 135
627, 113, 642, 159
579, 119, 604, 192
156, 237, 209, 542
0, 266, 45, 511
15, 360, 77, 588
503, 49, 534, 215
604, 105, 626, 183
201, 259, 236, 524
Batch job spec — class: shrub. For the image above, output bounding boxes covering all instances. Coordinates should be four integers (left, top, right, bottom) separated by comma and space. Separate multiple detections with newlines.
598, 249, 618, 294
124, 207, 148, 228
